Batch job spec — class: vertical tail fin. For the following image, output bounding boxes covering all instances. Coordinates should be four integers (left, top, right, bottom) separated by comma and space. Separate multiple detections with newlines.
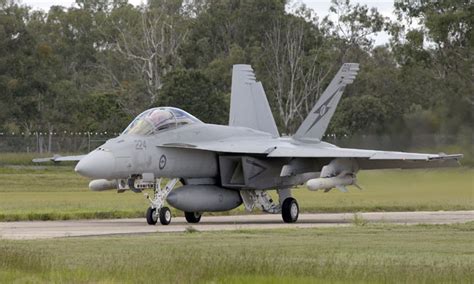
229, 65, 279, 137
293, 63, 360, 142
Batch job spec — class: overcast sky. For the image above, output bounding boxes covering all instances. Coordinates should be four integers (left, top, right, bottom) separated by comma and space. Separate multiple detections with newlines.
18, 0, 395, 45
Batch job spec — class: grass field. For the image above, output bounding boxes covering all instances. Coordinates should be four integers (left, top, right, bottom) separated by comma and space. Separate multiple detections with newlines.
0, 165, 472, 221
0, 223, 473, 283
0, 155, 472, 283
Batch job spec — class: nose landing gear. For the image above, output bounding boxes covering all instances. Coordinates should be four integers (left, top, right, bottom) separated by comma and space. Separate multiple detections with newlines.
145, 178, 178, 225
146, 206, 172, 225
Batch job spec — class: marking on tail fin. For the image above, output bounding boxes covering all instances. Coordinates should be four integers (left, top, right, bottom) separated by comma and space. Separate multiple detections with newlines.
304, 87, 344, 134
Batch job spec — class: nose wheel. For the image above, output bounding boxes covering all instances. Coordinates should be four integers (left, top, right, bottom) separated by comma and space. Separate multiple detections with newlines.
146, 206, 172, 225
159, 207, 172, 225
146, 207, 158, 225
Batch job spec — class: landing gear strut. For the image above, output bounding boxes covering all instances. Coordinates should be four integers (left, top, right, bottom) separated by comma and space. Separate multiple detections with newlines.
145, 178, 178, 225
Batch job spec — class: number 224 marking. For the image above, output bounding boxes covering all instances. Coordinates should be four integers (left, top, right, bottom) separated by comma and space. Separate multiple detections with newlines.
135, 140, 146, 150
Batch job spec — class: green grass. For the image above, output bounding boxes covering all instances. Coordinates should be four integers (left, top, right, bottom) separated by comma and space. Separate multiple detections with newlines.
0, 223, 473, 283
0, 166, 472, 221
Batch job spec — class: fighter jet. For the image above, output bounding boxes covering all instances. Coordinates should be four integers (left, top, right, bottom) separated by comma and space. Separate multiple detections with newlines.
35, 63, 462, 225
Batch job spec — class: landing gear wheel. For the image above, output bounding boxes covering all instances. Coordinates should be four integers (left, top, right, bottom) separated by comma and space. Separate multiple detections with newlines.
184, 212, 202, 223
146, 207, 158, 225
159, 207, 172, 225
282, 198, 299, 223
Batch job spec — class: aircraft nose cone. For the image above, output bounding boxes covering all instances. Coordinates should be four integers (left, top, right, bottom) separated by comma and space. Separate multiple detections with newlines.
75, 150, 115, 179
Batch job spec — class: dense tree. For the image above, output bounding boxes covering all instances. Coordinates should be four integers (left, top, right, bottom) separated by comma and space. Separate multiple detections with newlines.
389, 0, 472, 139
158, 69, 228, 124
261, 9, 336, 133
0, 0, 471, 153
103, 0, 190, 110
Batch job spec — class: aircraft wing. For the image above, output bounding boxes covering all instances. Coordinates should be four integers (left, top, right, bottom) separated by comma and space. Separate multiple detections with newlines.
267, 146, 462, 169
32, 154, 86, 163
160, 139, 461, 169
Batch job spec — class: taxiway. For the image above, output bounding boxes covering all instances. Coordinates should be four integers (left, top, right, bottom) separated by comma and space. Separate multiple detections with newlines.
0, 210, 472, 240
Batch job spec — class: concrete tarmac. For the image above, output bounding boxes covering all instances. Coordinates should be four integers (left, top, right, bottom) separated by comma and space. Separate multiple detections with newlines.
0, 211, 472, 240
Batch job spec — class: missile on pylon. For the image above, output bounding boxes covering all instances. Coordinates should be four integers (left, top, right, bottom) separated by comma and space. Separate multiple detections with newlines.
306, 174, 359, 192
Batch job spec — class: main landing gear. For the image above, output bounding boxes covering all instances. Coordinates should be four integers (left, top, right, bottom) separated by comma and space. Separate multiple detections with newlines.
145, 178, 178, 225
240, 188, 299, 223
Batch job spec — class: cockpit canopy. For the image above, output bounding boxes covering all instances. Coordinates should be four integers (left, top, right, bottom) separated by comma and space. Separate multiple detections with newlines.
122, 107, 202, 136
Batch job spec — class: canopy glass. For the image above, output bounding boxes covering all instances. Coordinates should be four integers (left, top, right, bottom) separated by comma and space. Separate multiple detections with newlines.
122, 107, 202, 136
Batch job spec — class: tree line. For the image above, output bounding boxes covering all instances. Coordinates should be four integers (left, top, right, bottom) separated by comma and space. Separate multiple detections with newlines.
0, 0, 471, 143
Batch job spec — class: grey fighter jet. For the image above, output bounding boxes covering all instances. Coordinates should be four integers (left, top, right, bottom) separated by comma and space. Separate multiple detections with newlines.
36, 63, 462, 225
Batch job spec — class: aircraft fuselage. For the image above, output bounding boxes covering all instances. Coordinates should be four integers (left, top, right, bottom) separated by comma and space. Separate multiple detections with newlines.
75, 124, 280, 180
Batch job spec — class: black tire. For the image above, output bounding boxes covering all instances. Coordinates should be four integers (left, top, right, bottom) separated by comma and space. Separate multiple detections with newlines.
184, 212, 202, 223
146, 207, 158, 225
282, 197, 299, 223
159, 207, 172, 225
128, 177, 141, 193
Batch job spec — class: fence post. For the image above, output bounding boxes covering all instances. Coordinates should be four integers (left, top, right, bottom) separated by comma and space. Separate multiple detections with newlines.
36, 132, 39, 153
